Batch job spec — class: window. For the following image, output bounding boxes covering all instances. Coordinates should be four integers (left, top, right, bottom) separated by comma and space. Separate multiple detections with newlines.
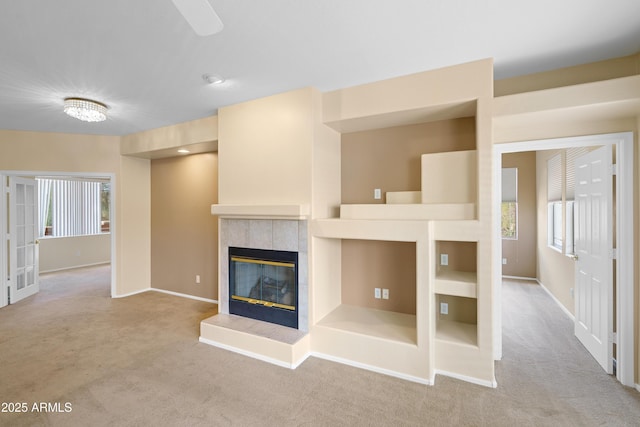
547, 154, 562, 251
564, 148, 587, 255
37, 178, 110, 237
546, 149, 586, 254
501, 168, 517, 239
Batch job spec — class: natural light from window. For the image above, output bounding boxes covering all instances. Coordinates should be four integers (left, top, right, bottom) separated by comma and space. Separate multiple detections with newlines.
501, 167, 517, 239
37, 178, 110, 237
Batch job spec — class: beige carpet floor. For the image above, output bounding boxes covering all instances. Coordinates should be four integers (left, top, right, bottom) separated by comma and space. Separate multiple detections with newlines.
0, 266, 638, 426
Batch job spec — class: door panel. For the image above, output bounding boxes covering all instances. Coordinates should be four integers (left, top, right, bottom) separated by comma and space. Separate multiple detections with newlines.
9, 176, 39, 303
574, 145, 612, 373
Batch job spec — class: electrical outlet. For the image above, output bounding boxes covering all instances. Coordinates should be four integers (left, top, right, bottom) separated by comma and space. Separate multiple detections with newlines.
570, 288, 574, 298
502, 258, 507, 265
196, 275, 201, 284
374, 288, 381, 299
374, 188, 382, 200
440, 302, 449, 315
440, 254, 448, 266
382, 288, 389, 300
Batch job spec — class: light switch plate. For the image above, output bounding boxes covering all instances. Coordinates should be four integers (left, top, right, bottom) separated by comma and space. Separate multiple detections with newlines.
374, 188, 382, 200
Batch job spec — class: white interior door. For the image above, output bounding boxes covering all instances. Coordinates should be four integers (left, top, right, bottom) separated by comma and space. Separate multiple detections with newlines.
8, 176, 40, 303
573, 145, 613, 373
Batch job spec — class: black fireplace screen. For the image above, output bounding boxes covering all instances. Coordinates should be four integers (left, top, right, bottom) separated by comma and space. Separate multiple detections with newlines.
229, 247, 298, 328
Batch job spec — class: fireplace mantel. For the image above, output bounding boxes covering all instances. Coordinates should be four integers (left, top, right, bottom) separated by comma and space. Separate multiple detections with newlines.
211, 204, 310, 219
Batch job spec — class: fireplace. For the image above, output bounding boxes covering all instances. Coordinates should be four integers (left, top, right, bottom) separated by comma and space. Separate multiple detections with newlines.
229, 246, 298, 329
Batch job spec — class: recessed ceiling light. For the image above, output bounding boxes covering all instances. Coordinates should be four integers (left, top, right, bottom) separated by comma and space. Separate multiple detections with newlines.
202, 73, 225, 85
177, 149, 190, 154
63, 98, 108, 122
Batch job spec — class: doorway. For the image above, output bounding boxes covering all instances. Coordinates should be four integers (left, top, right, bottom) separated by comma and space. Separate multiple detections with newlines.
492, 132, 634, 387
1, 171, 115, 308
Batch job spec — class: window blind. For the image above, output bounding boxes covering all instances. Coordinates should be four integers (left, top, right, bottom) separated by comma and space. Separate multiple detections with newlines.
565, 147, 589, 200
547, 154, 562, 202
501, 168, 518, 202
38, 178, 101, 237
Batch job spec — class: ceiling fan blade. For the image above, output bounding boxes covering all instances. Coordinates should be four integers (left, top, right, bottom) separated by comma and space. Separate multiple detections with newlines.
171, 0, 223, 36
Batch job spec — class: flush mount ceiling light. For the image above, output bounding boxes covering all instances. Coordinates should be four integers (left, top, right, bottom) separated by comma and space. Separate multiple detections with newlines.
63, 98, 108, 122
202, 73, 225, 85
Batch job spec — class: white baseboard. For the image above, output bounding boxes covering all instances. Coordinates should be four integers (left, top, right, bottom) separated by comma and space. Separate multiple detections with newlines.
150, 288, 217, 304
310, 352, 432, 385
199, 336, 308, 369
502, 275, 537, 281
435, 369, 497, 388
112, 288, 149, 298
113, 287, 218, 304
40, 261, 110, 274
537, 280, 575, 321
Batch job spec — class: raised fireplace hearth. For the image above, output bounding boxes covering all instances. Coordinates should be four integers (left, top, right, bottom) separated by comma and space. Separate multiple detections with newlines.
229, 246, 298, 329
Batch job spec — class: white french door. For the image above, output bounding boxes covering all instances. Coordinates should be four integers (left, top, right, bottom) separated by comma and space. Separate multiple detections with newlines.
573, 145, 613, 373
8, 176, 40, 303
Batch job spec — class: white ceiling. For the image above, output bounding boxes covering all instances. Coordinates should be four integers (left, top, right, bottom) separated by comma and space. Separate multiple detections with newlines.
1, 0, 639, 136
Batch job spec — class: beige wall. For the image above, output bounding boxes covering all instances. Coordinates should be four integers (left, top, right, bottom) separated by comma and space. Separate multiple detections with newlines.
535, 149, 576, 313
150, 153, 218, 300
121, 115, 218, 158
218, 88, 314, 206
502, 152, 537, 278
0, 129, 151, 296
39, 234, 110, 273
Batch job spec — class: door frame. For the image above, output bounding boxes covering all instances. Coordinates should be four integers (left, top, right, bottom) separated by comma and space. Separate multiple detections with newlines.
1, 175, 7, 308
492, 131, 634, 387
0, 170, 116, 301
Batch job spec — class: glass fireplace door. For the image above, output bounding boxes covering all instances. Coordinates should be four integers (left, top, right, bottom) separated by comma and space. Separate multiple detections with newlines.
228, 247, 298, 328
231, 258, 296, 310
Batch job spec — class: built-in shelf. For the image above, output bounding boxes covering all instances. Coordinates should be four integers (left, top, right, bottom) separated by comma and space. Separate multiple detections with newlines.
211, 204, 310, 218
339, 203, 475, 221
312, 218, 430, 242
316, 304, 417, 345
436, 319, 477, 347
434, 270, 477, 298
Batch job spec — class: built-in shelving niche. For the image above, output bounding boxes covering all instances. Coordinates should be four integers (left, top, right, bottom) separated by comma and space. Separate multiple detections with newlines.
434, 240, 478, 347
318, 239, 418, 345
311, 221, 433, 383
338, 114, 478, 222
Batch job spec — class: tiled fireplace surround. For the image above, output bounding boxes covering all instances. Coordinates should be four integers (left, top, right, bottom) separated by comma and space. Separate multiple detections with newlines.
219, 218, 309, 333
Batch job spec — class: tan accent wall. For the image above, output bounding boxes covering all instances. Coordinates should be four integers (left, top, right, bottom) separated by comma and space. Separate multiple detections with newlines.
0, 129, 150, 296
502, 152, 537, 278
341, 119, 475, 204
151, 153, 218, 300
39, 234, 110, 273
341, 240, 416, 315
495, 52, 640, 96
